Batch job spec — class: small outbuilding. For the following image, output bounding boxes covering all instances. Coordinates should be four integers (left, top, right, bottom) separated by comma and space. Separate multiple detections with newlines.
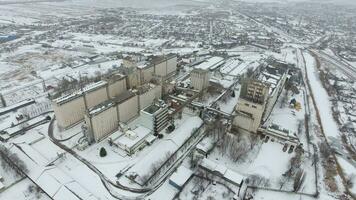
169, 166, 193, 190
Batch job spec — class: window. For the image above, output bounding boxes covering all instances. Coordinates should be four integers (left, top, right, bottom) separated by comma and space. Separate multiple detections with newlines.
244, 103, 249, 107
252, 105, 257, 108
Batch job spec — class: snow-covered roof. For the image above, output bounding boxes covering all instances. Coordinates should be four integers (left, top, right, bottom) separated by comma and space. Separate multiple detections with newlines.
200, 158, 244, 186
169, 166, 193, 188
194, 56, 224, 70
115, 126, 152, 149
88, 100, 114, 116
53, 81, 108, 105
126, 116, 203, 185
196, 137, 214, 154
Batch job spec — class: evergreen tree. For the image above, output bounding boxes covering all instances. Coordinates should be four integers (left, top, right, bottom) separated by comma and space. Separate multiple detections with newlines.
99, 147, 107, 157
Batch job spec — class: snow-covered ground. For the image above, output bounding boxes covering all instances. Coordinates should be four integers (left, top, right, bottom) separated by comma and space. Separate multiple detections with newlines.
303, 52, 340, 139
0, 178, 50, 200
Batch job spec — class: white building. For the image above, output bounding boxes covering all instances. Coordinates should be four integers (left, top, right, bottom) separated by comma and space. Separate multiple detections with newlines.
140, 103, 169, 134
113, 126, 153, 155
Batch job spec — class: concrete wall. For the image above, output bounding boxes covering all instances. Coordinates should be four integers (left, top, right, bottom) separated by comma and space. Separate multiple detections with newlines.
108, 79, 127, 98
154, 57, 177, 77
139, 85, 162, 110
139, 66, 154, 84
166, 56, 177, 75
140, 111, 154, 130
85, 86, 108, 108
154, 62, 166, 77
233, 114, 253, 132
128, 71, 140, 88
118, 95, 139, 123
53, 96, 86, 129
191, 70, 210, 91
86, 106, 118, 142
234, 98, 265, 133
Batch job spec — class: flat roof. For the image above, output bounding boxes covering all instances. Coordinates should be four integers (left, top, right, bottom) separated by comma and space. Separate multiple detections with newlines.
53, 81, 108, 105
200, 158, 244, 185
169, 166, 193, 187
150, 54, 176, 65
194, 56, 224, 70
87, 99, 114, 116
113, 91, 136, 104
115, 126, 151, 149
143, 104, 160, 114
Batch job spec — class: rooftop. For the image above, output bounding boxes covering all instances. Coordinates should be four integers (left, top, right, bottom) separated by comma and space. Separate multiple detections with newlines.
112, 90, 136, 104
194, 56, 225, 71
87, 99, 114, 116
114, 126, 152, 150
53, 81, 108, 105
149, 53, 176, 65
143, 104, 160, 114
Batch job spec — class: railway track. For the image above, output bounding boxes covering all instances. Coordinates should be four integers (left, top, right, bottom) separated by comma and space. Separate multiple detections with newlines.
310, 49, 356, 79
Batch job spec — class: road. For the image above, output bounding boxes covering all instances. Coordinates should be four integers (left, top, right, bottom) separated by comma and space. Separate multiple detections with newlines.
48, 115, 208, 199
300, 49, 356, 199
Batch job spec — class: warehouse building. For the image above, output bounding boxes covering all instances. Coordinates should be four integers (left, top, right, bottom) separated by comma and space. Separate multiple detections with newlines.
137, 62, 155, 85
112, 126, 153, 155
82, 81, 108, 109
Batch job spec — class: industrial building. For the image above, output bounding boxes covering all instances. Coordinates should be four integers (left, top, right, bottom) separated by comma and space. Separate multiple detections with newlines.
150, 54, 177, 77
85, 100, 118, 142
233, 64, 287, 133
190, 68, 210, 91
233, 80, 269, 133
106, 74, 127, 98
140, 103, 169, 134
53, 82, 102, 130
136, 84, 162, 111
120, 54, 177, 88
53, 75, 127, 130
110, 126, 154, 155
53, 54, 175, 141
83, 84, 162, 143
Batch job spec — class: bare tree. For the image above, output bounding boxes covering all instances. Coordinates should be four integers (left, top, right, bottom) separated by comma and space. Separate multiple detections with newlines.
0, 145, 28, 177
